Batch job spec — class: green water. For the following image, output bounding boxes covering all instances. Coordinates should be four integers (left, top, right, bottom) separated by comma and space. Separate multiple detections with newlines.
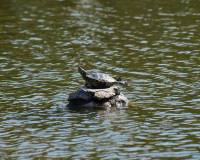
0, 0, 200, 159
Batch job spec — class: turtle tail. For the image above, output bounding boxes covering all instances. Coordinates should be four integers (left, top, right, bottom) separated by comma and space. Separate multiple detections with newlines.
78, 66, 87, 79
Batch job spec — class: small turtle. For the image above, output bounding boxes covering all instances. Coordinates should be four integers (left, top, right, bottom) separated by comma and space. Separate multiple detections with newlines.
78, 66, 127, 89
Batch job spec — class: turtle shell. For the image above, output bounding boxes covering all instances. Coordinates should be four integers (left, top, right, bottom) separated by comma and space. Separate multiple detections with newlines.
78, 66, 117, 88
68, 86, 120, 101
68, 89, 92, 101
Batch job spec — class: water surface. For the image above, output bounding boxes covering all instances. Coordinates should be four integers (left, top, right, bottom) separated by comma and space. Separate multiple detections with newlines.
0, 0, 200, 159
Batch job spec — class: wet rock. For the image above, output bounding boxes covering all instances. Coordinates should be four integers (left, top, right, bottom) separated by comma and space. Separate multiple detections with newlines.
67, 92, 128, 109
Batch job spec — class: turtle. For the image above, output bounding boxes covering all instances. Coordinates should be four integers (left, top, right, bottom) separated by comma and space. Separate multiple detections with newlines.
78, 66, 127, 89
67, 86, 128, 109
68, 86, 120, 102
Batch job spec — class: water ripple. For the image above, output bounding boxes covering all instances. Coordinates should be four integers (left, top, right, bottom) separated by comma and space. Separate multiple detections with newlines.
0, 0, 200, 159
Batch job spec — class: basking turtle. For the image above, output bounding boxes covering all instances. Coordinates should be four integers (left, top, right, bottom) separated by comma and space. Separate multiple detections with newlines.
68, 86, 120, 101
78, 66, 127, 89
67, 86, 128, 109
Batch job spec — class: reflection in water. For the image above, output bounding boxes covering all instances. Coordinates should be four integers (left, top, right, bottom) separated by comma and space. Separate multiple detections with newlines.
0, 0, 200, 159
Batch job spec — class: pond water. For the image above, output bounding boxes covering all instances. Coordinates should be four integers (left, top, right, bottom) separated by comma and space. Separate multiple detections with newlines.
0, 0, 200, 159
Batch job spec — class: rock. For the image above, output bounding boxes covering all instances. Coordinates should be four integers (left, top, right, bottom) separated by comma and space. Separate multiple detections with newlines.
67, 92, 128, 109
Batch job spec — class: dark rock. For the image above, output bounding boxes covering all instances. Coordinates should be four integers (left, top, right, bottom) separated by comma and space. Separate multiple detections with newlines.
67, 92, 128, 109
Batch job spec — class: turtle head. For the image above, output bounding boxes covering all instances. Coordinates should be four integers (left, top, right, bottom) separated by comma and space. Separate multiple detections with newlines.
115, 77, 122, 81
115, 77, 128, 86
114, 87, 120, 95
118, 80, 128, 86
